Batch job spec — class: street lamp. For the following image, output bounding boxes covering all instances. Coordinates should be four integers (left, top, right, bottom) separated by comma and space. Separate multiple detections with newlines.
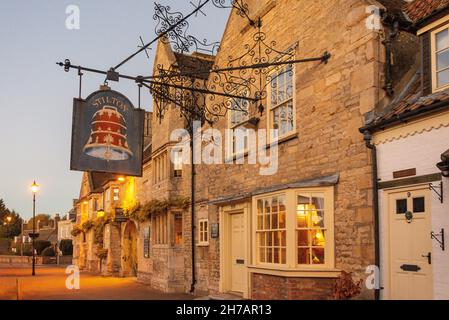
30, 181, 39, 276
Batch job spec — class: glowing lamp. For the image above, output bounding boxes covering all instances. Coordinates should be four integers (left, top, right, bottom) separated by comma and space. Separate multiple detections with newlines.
118, 176, 126, 182
31, 181, 39, 194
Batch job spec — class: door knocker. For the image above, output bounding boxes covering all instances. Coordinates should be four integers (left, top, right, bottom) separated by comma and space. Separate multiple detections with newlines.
405, 211, 413, 223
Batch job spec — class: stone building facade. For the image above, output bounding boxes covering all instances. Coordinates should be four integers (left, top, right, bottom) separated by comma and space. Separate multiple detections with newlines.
71, 0, 432, 300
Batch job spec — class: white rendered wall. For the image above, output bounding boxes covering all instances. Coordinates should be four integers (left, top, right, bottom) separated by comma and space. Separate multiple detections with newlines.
376, 125, 449, 299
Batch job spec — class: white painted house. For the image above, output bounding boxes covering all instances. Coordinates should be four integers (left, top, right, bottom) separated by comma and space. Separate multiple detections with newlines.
361, 0, 449, 300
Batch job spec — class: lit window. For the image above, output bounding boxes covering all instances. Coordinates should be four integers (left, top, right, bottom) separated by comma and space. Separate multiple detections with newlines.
253, 187, 334, 270
198, 219, 209, 246
296, 194, 326, 265
269, 64, 295, 138
173, 213, 183, 246
256, 195, 287, 264
113, 188, 120, 202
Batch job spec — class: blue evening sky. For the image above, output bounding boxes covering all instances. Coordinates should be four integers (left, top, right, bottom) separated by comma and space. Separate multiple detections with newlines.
0, 1, 230, 219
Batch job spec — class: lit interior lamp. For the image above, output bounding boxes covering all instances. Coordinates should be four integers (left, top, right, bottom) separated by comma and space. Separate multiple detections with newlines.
118, 176, 126, 182
6, 216, 12, 223
97, 210, 105, 218
83, 201, 88, 205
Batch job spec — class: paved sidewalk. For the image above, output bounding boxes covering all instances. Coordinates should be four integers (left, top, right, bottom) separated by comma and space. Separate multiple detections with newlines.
0, 266, 194, 300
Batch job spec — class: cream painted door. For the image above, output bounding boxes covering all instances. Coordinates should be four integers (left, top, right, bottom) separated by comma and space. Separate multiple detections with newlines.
230, 213, 245, 293
389, 188, 433, 300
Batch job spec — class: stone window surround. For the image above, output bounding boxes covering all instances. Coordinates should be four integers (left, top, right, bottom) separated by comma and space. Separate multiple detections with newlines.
251, 186, 336, 273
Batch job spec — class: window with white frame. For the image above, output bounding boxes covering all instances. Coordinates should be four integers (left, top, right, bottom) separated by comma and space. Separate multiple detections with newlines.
253, 187, 334, 269
256, 195, 287, 264
433, 25, 449, 91
269, 64, 294, 138
296, 193, 326, 265
229, 92, 250, 155
198, 219, 209, 246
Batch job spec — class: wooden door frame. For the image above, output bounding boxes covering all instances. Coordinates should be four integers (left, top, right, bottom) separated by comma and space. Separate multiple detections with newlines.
219, 202, 251, 299
383, 184, 433, 300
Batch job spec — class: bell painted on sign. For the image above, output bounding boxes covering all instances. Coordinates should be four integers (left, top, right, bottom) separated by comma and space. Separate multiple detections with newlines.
83, 106, 133, 161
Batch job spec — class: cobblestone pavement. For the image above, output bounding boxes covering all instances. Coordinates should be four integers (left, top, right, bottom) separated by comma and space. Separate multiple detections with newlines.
0, 265, 194, 300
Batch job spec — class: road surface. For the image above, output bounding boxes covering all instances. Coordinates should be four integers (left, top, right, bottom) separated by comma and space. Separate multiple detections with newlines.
0, 265, 194, 300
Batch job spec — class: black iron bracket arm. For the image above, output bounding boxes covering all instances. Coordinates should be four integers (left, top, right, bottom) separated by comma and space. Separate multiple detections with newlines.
431, 229, 445, 251
56, 59, 257, 102
429, 181, 443, 203
144, 52, 331, 80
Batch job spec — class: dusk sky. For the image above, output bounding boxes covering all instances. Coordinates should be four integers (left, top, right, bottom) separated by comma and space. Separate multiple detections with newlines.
0, 1, 230, 220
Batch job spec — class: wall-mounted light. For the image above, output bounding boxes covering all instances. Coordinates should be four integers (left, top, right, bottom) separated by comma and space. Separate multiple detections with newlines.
437, 149, 449, 177
118, 176, 126, 182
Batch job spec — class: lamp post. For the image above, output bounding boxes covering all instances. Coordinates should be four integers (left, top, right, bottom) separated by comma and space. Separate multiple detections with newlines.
31, 181, 39, 276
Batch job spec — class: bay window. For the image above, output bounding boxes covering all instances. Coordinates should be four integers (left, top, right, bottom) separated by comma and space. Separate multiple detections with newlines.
253, 187, 334, 270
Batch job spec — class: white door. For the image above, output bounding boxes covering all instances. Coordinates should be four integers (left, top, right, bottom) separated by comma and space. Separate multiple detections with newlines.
230, 213, 245, 293
389, 187, 433, 300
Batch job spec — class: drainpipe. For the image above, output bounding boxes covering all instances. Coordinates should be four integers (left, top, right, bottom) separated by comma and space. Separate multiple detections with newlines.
363, 130, 381, 301
189, 124, 196, 294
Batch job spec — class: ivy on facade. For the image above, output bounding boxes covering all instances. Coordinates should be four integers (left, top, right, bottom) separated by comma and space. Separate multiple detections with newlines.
129, 197, 190, 223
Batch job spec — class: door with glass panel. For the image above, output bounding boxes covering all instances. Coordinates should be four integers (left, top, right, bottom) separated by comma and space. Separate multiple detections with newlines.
388, 187, 433, 300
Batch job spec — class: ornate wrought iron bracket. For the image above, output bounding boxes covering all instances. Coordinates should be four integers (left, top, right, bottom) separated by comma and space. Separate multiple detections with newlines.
431, 228, 445, 251
429, 181, 443, 203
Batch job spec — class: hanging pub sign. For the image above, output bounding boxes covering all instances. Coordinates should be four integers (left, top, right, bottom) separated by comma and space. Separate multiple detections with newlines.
71, 89, 145, 177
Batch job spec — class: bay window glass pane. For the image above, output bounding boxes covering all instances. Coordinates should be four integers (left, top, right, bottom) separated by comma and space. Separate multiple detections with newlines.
437, 29, 449, 51
298, 248, 310, 264
281, 248, 286, 264
273, 248, 280, 264
437, 49, 449, 70
437, 68, 449, 87
312, 248, 325, 264
259, 248, 266, 263
312, 230, 325, 247
298, 230, 309, 246
267, 248, 273, 263
256, 194, 287, 265
296, 193, 327, 266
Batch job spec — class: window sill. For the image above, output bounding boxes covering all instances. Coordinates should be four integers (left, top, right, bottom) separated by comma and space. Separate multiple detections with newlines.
196, 243, 210, 247
267, 132, 298, 149
247, 265, 341, 278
